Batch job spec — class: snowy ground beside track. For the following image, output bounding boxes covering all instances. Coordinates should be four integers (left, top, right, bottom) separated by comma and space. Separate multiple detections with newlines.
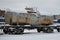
0, 29, 60, 40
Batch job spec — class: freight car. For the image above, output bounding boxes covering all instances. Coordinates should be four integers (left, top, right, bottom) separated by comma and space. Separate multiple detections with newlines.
3, 8, 60, 34
0, 17, 5, 29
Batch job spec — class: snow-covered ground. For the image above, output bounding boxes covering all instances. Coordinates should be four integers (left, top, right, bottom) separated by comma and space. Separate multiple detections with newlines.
0, 29, 60, 40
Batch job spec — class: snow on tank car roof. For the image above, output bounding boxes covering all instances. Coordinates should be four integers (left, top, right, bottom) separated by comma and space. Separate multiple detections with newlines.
19, 13, 37, 17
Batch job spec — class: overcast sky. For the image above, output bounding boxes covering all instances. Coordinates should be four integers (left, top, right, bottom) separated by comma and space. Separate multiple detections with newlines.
0, 0, 60, 15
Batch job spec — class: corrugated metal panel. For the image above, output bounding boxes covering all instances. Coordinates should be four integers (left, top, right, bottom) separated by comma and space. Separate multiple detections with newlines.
12, 13, 18, 23
5, 12, 18, 25
5, 12, 12, 24
37, 17, 44, 25
18, 13, 30, 25
18, 13, 27, 24
27, 14, 38, 24
5, 12, 53, 25
19, 13, 38, 25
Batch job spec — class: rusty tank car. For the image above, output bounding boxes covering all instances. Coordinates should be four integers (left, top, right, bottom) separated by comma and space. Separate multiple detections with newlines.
3, 7, 54, 34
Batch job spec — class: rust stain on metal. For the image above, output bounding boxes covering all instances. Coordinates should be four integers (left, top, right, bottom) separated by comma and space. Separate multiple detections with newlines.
41, 18, 52, 25
25, 17, 30, 23
10, 17, 12, 25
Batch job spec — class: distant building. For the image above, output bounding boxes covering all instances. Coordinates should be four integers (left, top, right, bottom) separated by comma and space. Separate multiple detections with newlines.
53, 15, 60, 19
0, 9, 5, 17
